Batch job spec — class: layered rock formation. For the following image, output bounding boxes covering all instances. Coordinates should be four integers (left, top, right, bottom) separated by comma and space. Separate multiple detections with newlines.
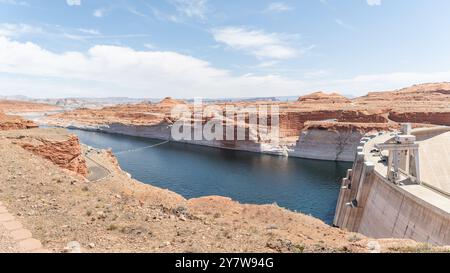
39, 82, 450, 162
355, 82, 450, 126
3, 129, 88, 177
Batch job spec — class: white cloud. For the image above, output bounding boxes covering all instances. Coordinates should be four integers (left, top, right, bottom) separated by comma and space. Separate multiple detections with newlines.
0, 36, 449, 99
0, 23, 42, 37
144, 43, 156, 50
151, 7, 181, 23
0, 0, 29, 6
212, 27, 300, 60
93, 8, 106, 18
335, 19, 355, 30
66, 0, 81, 6
168, 0, 208, 19
0, 36, 308, 98
0, 23, 149, 44
367, 0, 381, 6
76, 28, 100, 35
265, 2, 293, 13
322, 71, 450, 96
303, 69, 330, 79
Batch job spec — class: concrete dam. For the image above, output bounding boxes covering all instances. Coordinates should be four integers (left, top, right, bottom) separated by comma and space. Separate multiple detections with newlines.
334, 124, 450, 245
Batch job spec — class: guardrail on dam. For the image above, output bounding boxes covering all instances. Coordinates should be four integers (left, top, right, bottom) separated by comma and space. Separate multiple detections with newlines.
334, 124, 450, 245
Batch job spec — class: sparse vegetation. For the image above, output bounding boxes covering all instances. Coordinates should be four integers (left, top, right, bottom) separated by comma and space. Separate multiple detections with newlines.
347, 233, 362, 242
107, 224, 118, 231
388, 243, 443, 253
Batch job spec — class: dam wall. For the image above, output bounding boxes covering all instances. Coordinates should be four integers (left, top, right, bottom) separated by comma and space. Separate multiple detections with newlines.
334, 126, 450, 245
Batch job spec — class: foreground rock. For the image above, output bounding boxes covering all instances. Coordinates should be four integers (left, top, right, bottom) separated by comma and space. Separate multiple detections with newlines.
0, 128, 444, 253
0, 129, 88, 177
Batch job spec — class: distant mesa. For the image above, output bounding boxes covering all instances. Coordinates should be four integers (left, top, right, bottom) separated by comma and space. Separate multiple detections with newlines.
157, 97, 187, 107
0, 99, 61, 113
355, 82, 450, 104
297, 91, 351, 104
0, 112, 38, 131
396, 82, 450, 95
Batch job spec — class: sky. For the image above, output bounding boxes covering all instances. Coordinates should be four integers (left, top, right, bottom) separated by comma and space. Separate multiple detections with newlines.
0, 0, 450, 99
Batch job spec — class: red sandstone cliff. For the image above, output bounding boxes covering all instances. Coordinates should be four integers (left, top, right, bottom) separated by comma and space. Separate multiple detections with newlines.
8, 132, 88, 177
41, 83, 450, 153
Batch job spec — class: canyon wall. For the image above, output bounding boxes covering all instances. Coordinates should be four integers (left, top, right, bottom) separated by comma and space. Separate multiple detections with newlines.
289, 122, 394, 162
40, 83, 450, 162
389, 111, 450, 126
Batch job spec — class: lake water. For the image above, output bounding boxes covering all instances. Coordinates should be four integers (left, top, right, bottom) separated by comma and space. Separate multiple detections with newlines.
69, 129, 351, 224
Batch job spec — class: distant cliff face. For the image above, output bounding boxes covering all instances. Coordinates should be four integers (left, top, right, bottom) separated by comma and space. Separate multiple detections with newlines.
0, 99, 61, 113
389, 111, 450, 126
39, 82, 450, 161
298, 91, 351, 104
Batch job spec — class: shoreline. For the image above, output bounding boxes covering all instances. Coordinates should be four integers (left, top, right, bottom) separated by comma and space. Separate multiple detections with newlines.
41, 122, 356, 163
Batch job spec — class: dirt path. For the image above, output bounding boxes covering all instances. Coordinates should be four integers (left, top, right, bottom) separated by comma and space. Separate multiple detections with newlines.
0, 212, 18, 253
85, 152, 111, 182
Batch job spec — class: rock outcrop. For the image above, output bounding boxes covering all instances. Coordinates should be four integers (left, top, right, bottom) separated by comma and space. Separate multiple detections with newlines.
4, 129, 88, 177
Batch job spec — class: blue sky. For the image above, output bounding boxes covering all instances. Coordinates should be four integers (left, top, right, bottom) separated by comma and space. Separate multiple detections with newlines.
0, 0, 450, 98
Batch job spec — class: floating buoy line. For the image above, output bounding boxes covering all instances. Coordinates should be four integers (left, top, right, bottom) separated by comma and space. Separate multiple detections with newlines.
115, 140, 170, 155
